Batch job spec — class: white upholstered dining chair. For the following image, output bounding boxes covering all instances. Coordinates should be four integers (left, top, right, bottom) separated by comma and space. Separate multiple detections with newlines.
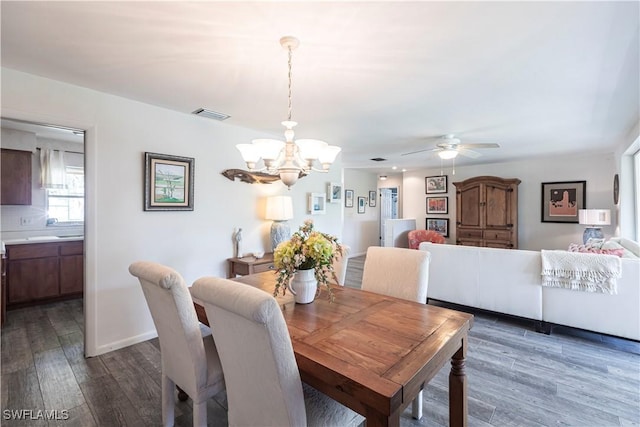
191, 276, 363, 427
129, 261, 225, 427
361, 246, 431, 420
332, 244, 351, 286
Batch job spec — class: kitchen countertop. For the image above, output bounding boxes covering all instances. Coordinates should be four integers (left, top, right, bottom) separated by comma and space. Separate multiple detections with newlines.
1, 236, 84, 254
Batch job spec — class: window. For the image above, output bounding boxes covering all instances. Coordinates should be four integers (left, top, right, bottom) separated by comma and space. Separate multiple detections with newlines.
47, 166, 84, 223
634, 149, 640, 241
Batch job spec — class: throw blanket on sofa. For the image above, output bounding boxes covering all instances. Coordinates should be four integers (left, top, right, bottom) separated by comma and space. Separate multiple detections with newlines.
541, 250, 621, 294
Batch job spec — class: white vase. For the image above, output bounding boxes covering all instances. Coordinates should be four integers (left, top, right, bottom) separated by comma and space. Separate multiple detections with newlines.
288, 269, 318, 304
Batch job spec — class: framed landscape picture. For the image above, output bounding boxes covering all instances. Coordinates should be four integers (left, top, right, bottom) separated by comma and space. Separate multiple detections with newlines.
426, 196, 448, 214
144, 152, 194, 211
541, 181, 586, 223
426, 218, 449, 237
425, 175, 448, 194
345, 189, 354, 208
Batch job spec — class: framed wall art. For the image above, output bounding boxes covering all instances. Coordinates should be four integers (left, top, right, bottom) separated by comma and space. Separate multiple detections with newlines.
426, 218, 449, 237
425, 175, 448, 194
345, 189, 354, 208
308, 192, 326, 215
357, 196, 366, 214
541, 181, 586, 223
144, 152, 194, 211
327, 182, 342, 203
426, 196, 448, 214
369, 190, 377, 207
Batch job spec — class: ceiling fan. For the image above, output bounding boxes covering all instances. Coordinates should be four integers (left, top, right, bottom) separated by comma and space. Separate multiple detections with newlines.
401, 134, 500, 159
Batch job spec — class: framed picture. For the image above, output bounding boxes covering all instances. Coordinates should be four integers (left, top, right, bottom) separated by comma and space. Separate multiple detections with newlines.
426, 196, 448, 214
357, 196, 366, 214
327, 182, 342, 203
369, 190, 377, 207
426, 175, 448, 194
541, 181, 586, 223
144, 152, 194, 211
426, 218, 449, 237
345, 189, 354, 208
308, 192, 326, 215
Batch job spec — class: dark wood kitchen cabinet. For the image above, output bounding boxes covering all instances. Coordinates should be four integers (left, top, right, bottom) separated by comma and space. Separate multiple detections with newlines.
1, 148, 32, 205
60, 241, 84, 295
6, 240, 84, 307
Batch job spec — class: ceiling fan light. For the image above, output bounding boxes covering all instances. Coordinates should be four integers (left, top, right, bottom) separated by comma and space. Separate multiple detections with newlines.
438, 149, 459, 160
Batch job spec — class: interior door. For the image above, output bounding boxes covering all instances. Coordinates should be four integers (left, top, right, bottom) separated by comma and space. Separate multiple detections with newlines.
379, 187, 398, 245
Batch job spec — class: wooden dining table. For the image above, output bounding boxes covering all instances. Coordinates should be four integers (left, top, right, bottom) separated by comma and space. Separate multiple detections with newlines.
192, 271, 474, 427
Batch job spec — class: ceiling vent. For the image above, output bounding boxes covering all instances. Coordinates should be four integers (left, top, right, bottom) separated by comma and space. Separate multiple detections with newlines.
370, 157, 387, 162
192, 108, 230, 121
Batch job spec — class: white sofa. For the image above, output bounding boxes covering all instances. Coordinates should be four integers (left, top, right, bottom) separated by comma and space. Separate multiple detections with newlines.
420, 239, 640, 341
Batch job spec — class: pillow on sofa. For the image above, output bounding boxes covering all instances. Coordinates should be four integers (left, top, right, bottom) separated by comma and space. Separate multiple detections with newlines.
602, 239, 639, 259
568, 243, 625, 257
617, 238, 640, 257
585, 238, 605, 249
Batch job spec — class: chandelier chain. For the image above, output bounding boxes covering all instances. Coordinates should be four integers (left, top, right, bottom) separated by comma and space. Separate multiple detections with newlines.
287, 46, 293, 121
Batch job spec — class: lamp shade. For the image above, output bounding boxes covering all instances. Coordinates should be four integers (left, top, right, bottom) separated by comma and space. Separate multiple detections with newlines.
266, 196, 293, 221
578, 209, 611, 226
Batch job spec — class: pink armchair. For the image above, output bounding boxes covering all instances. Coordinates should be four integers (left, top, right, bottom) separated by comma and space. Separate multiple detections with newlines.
408, 229, 445, 249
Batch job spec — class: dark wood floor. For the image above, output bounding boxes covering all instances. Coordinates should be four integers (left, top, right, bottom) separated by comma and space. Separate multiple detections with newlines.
2, 256, 639, 426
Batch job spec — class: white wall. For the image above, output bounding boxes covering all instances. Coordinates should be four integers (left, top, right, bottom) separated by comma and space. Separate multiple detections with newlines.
2, 68, 341, 356
343, 169, 379, 255
403, 153, 617, 251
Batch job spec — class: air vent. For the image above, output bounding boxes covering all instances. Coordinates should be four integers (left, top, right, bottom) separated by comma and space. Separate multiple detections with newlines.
370, 157, 387, 162
192, 108, 230, 121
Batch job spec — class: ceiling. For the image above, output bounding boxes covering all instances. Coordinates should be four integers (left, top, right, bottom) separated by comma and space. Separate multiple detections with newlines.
1, 1, 638, 174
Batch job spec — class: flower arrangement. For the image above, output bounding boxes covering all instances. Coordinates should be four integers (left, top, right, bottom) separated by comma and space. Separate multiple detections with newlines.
273, 220, 342, 301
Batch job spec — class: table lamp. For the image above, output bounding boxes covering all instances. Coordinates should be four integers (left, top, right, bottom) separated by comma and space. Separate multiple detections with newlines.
266, 195, 293, 251
578, 209, 610, 243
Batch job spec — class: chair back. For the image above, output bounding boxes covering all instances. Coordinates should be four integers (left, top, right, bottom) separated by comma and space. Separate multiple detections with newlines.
191, 277, 306, 427
408, 229, 446, 249
361, 246, 431, 303
128, 261, 207, 396
332, 244, 351, 286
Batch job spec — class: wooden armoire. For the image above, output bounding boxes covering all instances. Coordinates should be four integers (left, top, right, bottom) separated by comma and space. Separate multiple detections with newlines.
453, 176, 521, 249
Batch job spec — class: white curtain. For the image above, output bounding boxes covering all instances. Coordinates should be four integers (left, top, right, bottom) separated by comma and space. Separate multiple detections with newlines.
40, 148, 66, 189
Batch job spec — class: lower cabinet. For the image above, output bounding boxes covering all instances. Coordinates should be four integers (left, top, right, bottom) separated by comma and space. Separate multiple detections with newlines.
6, 241, 83, 307
60, 254, 83, 295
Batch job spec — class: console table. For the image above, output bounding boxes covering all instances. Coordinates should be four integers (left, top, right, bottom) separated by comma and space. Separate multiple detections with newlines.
227, 253, 275, 278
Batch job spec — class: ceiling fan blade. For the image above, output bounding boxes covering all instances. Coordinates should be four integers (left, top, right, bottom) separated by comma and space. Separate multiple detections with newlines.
457, 143, 500, 149
457, 148, 482, 158
401, 147, 440, 156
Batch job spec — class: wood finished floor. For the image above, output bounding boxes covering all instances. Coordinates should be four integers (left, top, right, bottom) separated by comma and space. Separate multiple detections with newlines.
2, 255, 639, 426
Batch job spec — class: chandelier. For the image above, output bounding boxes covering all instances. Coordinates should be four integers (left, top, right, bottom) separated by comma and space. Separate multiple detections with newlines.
236, 36, 340, 188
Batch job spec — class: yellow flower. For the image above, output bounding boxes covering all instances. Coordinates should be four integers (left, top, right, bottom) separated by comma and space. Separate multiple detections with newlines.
273, 220, 342, 301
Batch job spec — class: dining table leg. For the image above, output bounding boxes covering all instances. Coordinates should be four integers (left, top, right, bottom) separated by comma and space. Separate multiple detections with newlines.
449, 338, 468, 427
364, 406, 401, 427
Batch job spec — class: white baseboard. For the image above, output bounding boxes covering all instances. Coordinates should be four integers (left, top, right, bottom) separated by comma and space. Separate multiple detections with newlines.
92, 330, 158, 357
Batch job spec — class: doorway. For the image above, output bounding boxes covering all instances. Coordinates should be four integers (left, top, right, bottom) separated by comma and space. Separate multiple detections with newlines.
1, 118, 85, 345
379, 187, 398, 246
